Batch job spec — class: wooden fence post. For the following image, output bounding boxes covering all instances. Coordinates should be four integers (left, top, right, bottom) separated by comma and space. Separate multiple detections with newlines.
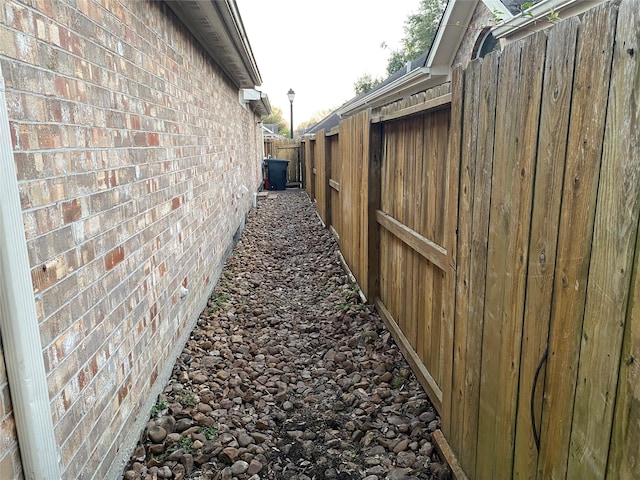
367, 122, 382, 302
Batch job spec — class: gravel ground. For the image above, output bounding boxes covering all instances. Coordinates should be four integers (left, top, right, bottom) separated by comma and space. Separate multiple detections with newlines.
123, 190, 449, 480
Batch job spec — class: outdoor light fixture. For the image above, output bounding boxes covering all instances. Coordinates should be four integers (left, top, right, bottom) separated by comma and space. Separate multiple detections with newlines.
287, 88, 295, 139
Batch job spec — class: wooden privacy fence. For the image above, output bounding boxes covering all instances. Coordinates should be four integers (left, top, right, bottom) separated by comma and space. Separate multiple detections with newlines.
301, 1, 639, 478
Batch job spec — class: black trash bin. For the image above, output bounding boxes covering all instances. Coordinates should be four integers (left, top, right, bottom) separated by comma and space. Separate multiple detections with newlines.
265, 158, 289, 191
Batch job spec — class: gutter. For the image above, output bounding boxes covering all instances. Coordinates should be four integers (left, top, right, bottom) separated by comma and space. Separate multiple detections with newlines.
492, 0, 605, 40
0, 68, 61, 477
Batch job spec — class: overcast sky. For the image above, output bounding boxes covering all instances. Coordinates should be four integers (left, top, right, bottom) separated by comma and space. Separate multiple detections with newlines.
237, 0, 422, 127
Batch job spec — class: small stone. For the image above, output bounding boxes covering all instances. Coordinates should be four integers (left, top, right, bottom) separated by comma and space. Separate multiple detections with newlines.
147, 426, 167, 444
396, 450, 417, 468
148, 444, 165, 455
251, 432, 269, 444
247, 459, 263, 475
197, 403, 213, 413
386, 467, 413, 480
231, 460, 249, 475
123, 471, 140, 480
181, 454, 194, 474
238, 432, 253, 447
174, 418, 194, 433
157, 466, 172, 478
419, 442, 434, 456
219, 446, 239, 463
156, 416, 176, 434
393, 439, 410, 453
420, 411, 437, 423
192, 374, 208, 384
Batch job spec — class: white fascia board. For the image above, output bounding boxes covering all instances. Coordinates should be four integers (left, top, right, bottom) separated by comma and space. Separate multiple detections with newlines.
426, 0, 478, 69
492, 0, 605, 39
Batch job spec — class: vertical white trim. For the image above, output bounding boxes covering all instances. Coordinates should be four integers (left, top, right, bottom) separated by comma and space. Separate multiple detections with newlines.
0, 67, 61, 477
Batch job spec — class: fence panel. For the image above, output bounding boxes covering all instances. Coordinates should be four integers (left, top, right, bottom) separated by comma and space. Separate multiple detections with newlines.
377, 107, 451, 413
568, 0, 640, 476
512, 17, 578, 479
537, 6, 617, 479
605, 1, 640, 478
314, 130, 329, 225
475, 29, 547, 480
303, 137, 315, 199
451, 52, 498, 474
328, 133, 341, 240
338, 111, 370, 295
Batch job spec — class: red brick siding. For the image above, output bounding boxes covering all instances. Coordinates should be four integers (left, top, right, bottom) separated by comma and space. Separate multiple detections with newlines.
0, 0, 263, 477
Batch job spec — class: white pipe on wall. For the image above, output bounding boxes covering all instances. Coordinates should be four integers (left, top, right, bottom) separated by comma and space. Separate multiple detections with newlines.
0, 68, 61, 477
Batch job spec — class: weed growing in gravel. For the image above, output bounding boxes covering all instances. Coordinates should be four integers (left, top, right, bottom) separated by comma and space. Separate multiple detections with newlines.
150, 399, 168, 417
391, 376, 406, 389
177, 392, 197, 406
152, 436, 194, 462
209, 292, 230, 313
199, 426, 218, 440
178, 436, 194, 453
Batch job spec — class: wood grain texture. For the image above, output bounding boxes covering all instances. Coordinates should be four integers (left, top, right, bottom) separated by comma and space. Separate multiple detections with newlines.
512, 17, 579, 480
537, 5, 617, 479
568, 0, 639, 477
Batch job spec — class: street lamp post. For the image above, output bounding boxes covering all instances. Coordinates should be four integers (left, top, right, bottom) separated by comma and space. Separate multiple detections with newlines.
287, 88, 295, 139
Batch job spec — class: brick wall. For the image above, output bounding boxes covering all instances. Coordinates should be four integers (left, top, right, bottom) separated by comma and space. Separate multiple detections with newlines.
451, 1, 493, 69
0, 0, 263, 477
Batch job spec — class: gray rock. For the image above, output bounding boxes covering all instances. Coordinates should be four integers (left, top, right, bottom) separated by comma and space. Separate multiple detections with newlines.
231, 460, 249, 475
147, 426, 167, 444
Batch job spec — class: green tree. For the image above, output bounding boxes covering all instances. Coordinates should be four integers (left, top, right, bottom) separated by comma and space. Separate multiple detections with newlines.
261, 106, 288, 136
297, 108, 337, 131
386, 0, 447, 75
353, 73, 383, 96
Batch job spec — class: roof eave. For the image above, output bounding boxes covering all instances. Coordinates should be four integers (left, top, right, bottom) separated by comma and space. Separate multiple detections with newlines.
338, 68, 448, 117
165, 0, 262, 89
251, 94, 271, 117
426, 0, 479, 69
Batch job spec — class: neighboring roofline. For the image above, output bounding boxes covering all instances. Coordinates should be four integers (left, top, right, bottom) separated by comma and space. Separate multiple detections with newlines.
337, 68, 448, 117
165, 0, 262, 89
338, 0, 477, 117
492, 0, 605, 40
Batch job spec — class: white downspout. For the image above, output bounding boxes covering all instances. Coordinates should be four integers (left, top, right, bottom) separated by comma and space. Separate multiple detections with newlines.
0, 68, 61, 476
